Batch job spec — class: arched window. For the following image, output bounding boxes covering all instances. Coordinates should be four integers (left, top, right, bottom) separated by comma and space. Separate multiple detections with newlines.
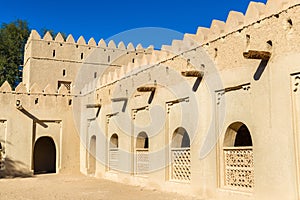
136, 132, 148, 149
135, 132, 149, 174
109, 134, 119, 170
171, 127, 191, 182
223, 122, 254, 190
172, 127, 190, 148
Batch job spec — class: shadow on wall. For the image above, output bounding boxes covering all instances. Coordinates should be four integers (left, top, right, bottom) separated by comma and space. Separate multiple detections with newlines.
0, 157, 33, 178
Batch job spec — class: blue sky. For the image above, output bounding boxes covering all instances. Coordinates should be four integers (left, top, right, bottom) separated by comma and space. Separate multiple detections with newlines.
1, 0, 267, 48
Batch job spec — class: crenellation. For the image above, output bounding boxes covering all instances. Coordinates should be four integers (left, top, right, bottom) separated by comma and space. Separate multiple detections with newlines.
30, 29, 41, 40
15, 82, 27, 94
183, 33, 199, 46
98, 39, 107, 47
161, 44, 173, 52
43, 84, 56, 94
108, 40, 116, 49
225, 11, 245, 34
117, 41, 126, 50
0, 81, 12, 93
171, 40, 186, 54
266, 0, 290, 15
245, 2, 266, 25
43, 31, 53, 41
195, 27, 210, 44
87, 38, 97, 47
127, 42, 135, 51
136, 43, 143, 50
209, 20, 226, 41
30, 83, 43, 94
55, 33, 65, 43
66, 34, 75, 43
77, 36, 86, 45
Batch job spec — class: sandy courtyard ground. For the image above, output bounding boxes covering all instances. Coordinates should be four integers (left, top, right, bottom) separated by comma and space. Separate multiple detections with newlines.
0, 173, 199, 200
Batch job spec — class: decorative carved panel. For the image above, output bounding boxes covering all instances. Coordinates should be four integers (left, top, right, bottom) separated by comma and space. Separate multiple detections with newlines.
136, 149, 149, 174
109, 148, 119, 171
171, 148, 191, 181
223, 147, 254, 190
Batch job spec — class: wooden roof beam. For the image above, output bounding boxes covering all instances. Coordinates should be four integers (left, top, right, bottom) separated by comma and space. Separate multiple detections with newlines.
86, 104, 102, 108
243, 50, 271, 60
181, 70, 204, 78
137, 86, 156, 92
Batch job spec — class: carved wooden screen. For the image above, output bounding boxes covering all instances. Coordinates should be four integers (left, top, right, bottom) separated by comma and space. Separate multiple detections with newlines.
223, 147, 254, 190
109, 148, 119, 170
136, 148, 149, 174
171, 147, 191, 181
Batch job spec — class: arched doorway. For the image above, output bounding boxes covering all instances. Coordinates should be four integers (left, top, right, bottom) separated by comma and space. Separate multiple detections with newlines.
109, 133, 119, 170
223, 122, 254, 190
88, 135, 96, 175
135, 132, 149, 174
33, 136, 56, 174
171, 127, 191, 182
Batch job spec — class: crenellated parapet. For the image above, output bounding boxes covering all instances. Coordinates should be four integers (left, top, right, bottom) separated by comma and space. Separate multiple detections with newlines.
23, 0, 300, 97
97, 50, 171, 87
152, 0, 300, 73
83, 0, 300, 95
0, 81, 74, 96
0, 81, 76, 115
25, 30, 153, 62
177, 0, 300, 48
23, 29, 154, 92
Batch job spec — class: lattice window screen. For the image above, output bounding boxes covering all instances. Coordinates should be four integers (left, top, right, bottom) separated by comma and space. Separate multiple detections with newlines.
136, 149, 149, 174
224, 147, 254, 190
171, 148, 191, 181
109, 148, 119, 170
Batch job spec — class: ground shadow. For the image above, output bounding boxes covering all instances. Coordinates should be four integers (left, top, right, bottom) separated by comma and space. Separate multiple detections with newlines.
148, 91, 155, 104
0, 157, 33, 178
192, 77, 203, 92
254, 60, 269, 81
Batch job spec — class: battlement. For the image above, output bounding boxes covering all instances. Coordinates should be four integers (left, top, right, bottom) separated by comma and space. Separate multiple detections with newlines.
24, 30, 153, 64
92, 0, 300, 92
162, 0, 300, 53
0, 81, 75, 117
23, 30, 155, 92
0, 81, 74, 96
97, 50, 169, 87
23, 0, 300, 96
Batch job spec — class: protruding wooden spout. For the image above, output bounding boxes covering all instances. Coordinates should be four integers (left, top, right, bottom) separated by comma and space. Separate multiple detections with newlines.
181, 70, 204, 78
137, 87, 156, 92
243, 50, 271, 60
